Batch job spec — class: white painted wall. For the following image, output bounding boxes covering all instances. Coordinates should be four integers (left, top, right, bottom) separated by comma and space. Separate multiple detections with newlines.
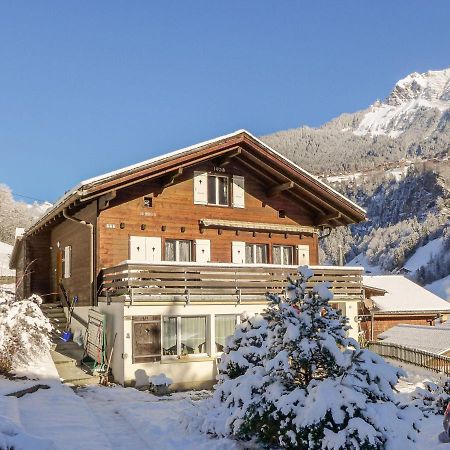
97, 298, 361, 388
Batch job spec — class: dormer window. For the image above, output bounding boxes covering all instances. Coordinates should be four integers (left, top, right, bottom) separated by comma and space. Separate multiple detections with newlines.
207, 175, 229, 206
143, 196, 153, 208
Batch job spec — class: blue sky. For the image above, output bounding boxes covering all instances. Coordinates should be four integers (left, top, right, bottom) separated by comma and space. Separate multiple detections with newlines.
1, 1, 450, 202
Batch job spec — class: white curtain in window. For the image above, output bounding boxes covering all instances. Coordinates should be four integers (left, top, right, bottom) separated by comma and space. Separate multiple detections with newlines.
215, 315, 237, 352
181, 317, 206, 354
165, 240, 176, 261
255, 244, 268, 264
178, 240, 191, 262
272, 246, 282, 265
283, 246, 293, 265
162, 317, 177, 355
245, 244, 253, 264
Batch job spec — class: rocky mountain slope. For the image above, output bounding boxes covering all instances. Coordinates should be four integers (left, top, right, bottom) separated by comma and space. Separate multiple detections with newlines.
261, 67, 450, 297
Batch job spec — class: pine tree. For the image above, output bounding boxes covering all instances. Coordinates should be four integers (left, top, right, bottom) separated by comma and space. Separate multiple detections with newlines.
202, 267, 422, 449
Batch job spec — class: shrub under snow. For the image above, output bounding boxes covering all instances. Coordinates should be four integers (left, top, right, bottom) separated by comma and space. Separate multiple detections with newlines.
198, 267, 423, 449
411, 379, 450, 415
0, 290, 52, 374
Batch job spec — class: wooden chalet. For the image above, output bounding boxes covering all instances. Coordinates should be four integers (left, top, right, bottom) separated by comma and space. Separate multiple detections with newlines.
10, 130, 366, 388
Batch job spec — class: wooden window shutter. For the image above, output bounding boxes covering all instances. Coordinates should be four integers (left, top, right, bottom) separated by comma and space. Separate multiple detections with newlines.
232, 175, 245, 208
63, 246, 72, 278
129, 236, 147, 260
132, 315, 161, 363
145, 237, 162, 262
297, 245, 310, 265
193, 172, 208, 205
195, 239, 210, 263
232, 241, 246, 264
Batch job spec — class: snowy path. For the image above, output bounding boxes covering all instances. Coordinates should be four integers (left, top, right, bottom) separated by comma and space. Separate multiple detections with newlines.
76, 386, 236, 450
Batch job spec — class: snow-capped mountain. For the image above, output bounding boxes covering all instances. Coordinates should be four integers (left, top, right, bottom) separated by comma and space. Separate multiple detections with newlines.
261, 66, 450, 298
354, 68, 450, 138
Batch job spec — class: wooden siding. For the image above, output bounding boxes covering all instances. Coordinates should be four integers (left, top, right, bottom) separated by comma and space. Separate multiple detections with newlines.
49, 202, 97, 306
360, 314, 439, 341
98, 162, 319, 270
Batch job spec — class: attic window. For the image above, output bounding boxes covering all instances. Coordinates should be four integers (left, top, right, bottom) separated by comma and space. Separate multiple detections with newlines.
278, 210, 286, 218
143, 196, 153, 208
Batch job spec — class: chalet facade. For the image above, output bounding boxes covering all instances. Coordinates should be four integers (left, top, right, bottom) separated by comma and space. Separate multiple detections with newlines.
10, 130, 366, 388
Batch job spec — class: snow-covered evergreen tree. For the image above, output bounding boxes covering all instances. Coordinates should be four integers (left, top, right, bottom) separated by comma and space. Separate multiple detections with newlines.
200, 267, 422, 449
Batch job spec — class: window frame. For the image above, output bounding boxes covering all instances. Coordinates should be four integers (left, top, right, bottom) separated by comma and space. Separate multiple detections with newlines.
164, 239, 193, 262
244, 243, 269, 264
162, 315, 209, 359
214, 314, 240, 354
207, 174, 230, 207
272, 244, 295, 266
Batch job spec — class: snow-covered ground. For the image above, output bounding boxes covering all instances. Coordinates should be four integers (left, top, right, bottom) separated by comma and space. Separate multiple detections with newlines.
0, 350, 235, 450
426, 275, 450, 301
404, 238, 444, 273
2, 350, 450, 449
346, 253, 384, 275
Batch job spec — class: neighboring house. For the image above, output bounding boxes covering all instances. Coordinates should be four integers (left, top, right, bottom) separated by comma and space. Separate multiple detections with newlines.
360, 275, 450, 341
378, 324, 450, 356
9, 130, 366, 388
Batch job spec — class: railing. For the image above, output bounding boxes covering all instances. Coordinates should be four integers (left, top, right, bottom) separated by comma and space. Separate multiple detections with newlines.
100, 262, 363, 303
368, 341, 450, 376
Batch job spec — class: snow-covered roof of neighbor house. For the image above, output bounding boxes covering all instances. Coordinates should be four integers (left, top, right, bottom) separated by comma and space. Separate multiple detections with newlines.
23, 129, 366, 236
363, 275, 450, 313
378, 324, 450, 355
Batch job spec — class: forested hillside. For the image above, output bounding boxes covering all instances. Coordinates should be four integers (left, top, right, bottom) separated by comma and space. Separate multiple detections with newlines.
0, 184, 50, 244
262, 68, 450, 293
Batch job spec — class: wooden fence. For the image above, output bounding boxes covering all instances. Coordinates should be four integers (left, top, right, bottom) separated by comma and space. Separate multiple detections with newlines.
100, 262, 363, 303
368, 341, 450, 376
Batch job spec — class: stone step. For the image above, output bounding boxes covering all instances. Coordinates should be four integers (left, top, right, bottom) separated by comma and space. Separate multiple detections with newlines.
56, 364, 100, 386
44, 310, 67, 317
50, 350, 77, 366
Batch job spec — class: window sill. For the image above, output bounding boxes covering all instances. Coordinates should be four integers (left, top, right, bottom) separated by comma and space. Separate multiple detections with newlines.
160, 356, 214, 364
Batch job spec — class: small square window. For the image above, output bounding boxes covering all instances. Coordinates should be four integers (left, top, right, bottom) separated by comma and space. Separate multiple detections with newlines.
278, 210, 286, 218
143, 196, 153, 208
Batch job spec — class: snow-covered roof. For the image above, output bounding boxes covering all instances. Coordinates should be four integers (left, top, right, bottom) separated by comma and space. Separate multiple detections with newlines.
25, 129, 366, 236
363, 275, 450, 313
378, 324, 450, 355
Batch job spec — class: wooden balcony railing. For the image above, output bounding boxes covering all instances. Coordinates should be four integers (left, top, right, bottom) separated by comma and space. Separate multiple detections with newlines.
100, 262, 363, 304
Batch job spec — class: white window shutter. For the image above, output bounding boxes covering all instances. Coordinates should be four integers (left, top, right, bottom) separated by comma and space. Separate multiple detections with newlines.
297, 245, 310, 265
63, 246, 71, 278
195, 239, 210, 263
193, 172, 208, 205
232, 241, 246, 264
145, 237, 162, 262
129, 236, 147, 260
232, 175, 245, 208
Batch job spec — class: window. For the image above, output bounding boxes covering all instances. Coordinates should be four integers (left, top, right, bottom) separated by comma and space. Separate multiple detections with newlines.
207, 175, 229, 206
272, 245, 294, 265
143, 196, 153, 208
330, 302, 347, 317
164, 239, 192, 262
162, 316, 207, 357
245, 244, 268, 264
215, 315, 239, 352
63, 246, 71, 278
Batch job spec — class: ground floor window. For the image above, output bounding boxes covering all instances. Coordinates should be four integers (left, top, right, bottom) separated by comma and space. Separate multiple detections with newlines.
330, 302, 347, 317
164, 239, 192, 262
272, 245, 294, 265
215, 315, 239, 352
245, 243, 268, 264
162, 316, 207, 356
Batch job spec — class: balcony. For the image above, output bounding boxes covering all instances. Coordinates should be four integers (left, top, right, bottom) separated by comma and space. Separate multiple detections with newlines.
100, 262, 364, 304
